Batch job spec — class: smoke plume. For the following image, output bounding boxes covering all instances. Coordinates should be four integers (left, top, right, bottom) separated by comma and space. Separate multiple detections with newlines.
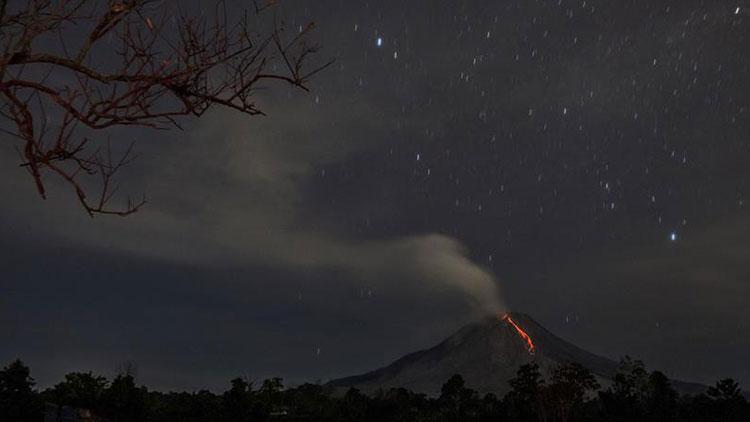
0, 99, 505, 316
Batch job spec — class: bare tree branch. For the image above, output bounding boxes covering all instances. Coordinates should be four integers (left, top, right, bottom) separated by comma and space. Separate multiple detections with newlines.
0, 0, 332, 216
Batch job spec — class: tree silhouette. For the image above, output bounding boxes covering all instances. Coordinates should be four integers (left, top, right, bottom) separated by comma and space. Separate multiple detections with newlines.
599, 356, 650, 421
337, 388, 369, 421
102, 373, 148, 422
283, 383, 337, 420
438, 374, 480, 421
0, 359, 41, 422
0, 0, 331, 216
222, 377, 254, 422
707, 378, 744, 402
258, 376, 284, 414
545, 362, 600, 422
643, 370, 678, 421
704, 378, 748, 422
505, 363, 545, 422
45, 371, 108, 418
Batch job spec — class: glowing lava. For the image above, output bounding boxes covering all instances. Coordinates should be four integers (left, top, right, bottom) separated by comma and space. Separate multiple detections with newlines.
501, 313, 536, 355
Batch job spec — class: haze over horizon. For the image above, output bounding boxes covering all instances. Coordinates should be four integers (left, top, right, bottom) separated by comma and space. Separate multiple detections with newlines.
2, 0, 749, 392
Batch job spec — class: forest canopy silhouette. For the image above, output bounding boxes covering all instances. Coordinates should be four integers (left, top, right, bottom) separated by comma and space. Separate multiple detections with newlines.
2, 358, 748, 422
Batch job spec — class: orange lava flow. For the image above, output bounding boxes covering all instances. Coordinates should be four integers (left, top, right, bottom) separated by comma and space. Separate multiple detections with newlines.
501, 313, 536, 355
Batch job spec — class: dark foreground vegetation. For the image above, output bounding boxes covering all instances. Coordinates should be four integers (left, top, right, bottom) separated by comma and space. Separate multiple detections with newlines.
1, 358, 748, 422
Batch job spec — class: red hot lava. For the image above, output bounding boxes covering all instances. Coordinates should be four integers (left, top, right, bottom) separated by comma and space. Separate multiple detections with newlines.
501, 313, 536, 355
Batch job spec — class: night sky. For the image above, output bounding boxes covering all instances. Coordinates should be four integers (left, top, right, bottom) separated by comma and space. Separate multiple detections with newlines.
2, 0, 750, 391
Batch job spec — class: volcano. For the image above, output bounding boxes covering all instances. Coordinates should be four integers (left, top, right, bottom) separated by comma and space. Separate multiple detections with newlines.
329, 313, 706, 397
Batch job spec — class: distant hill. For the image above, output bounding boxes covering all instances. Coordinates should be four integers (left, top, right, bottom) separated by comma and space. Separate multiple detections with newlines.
329, 313, 707, 397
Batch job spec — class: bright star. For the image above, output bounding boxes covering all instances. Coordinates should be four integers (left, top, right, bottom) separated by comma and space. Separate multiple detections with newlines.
669, 232, 677, 242
376, 37, 383, 47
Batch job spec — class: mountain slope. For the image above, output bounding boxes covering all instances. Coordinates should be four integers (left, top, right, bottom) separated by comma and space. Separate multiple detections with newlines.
329, 313, 706, 397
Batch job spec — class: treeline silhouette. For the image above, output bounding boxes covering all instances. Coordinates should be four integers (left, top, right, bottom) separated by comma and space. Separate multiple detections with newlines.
1, 358, 748, 422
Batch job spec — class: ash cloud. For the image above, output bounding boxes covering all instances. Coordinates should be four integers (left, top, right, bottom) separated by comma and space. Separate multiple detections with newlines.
0, 96, 505, 317
190, 103, 506, 316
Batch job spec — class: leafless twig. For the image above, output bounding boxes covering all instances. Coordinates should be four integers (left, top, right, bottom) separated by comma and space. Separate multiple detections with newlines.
0, 0, 332, 216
